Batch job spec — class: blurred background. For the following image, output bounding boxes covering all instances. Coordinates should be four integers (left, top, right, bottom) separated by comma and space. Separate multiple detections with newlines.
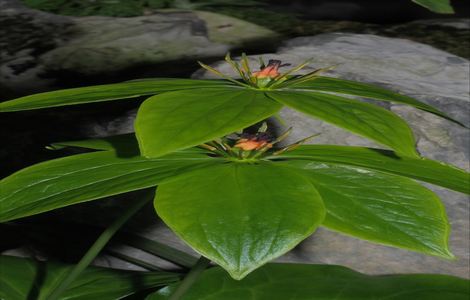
1, 0, 469, 279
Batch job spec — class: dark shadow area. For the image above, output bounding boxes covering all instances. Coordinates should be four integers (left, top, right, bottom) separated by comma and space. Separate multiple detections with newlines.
0, 190, 181, 267
269, 0, 470, 23
0, 98, 144, 177
369, 148, 403, 159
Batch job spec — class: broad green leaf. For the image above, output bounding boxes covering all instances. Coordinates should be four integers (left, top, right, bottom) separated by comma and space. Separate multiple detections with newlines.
135, 88, 282, 158
154, 162, 325, 280
0, 255, 179, 300
49, 133, 140, 154
290, 76, 464, 126
49, 134, 212, 158
268, 91, 418, 157
412, 0, 454, 13
149, 263, 469, 300
0, 79, 233, 112
283, 161, 453, 258
270, 145, 470, 194
0, 150, 221, 222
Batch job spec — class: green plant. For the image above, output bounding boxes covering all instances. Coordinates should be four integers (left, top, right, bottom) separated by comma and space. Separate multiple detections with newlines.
2, 254, 468, 300
0, 54, 468, 298
412, 0, 454, 13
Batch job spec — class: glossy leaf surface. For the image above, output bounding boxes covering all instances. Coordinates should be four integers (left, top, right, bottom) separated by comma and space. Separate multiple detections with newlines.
0, 150, 220, 222
0, 255, 179, 300
0, 79, 232, 112
291, 76, 463, 126
268, 91, 418, 157
150, 263, 469, 300
271, 145, 470, 194
154, 162, 325, 279
412, 0, 454, 13
283, 161, 452, 258
136, 88, 282, 157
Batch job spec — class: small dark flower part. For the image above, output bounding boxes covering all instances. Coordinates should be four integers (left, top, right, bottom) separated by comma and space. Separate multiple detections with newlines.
234, 132, 273, 151
252, 60, 289, 79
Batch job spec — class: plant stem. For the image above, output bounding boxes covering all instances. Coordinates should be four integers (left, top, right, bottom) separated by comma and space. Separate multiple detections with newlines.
168, 256, 211, 300
116, 233, 198, 268
47, 193, 152, 300
105, 249, 162, 271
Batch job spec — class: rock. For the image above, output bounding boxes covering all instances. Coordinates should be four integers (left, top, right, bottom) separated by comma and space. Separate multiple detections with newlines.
194, 33, 469, 278
41, 10, 277, 76
0, 0, 277, 96
0, 0, 74, 97
378, 19, 470, 59
410, 18, 470, 30
248, 17, 470, 59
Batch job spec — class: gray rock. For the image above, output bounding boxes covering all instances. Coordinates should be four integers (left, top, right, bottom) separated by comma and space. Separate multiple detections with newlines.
0, 0, 74, 95
41, 10, 277, 75
410, 18, 470, 30
0, 0, 277, 95
194, 33, 470, 278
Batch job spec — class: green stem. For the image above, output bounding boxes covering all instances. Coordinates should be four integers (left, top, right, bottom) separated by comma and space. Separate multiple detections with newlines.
47, 193, 152, 300
105, 249, 162, 271
168, 256, 211, 300
115, 233, 198, 268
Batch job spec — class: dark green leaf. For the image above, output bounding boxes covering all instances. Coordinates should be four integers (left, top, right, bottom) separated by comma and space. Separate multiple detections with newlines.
0, 255, 179, 300
154, 162, 325, 279
0, 79, 233, 112
268, 91, 418, 157
135, 88, 282, 158
48, 134, 213, 158
412, 0, 454, 13
290, 76, 464, 126
0, 150, 221, 222
283, 161, 453, 258
270, 145, 470, 194
149, 263, 469, 300
49, 133, 140, 154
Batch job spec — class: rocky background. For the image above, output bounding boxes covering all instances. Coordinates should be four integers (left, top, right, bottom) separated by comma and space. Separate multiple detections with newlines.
1, 0, 469, 280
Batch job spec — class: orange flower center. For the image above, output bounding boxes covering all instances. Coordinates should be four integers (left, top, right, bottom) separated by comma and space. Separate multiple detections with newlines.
252, 60, 283, 79
234, 138, 273, 151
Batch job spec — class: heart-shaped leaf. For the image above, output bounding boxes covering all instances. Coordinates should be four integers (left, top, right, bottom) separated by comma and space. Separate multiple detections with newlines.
0, 255, 179, 300
135, 88, 282, 158
154, 162, 325, 279
267, 91, 418, 157
0, 150, 220, 222
283, 161, 453, 258
149, 263, 469, 300
271, 145, 470, 194
0, 79, 232, 112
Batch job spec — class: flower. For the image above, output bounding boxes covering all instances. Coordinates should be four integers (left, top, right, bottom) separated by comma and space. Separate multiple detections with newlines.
234, 133, 273, 151
252, 60, 284, 79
